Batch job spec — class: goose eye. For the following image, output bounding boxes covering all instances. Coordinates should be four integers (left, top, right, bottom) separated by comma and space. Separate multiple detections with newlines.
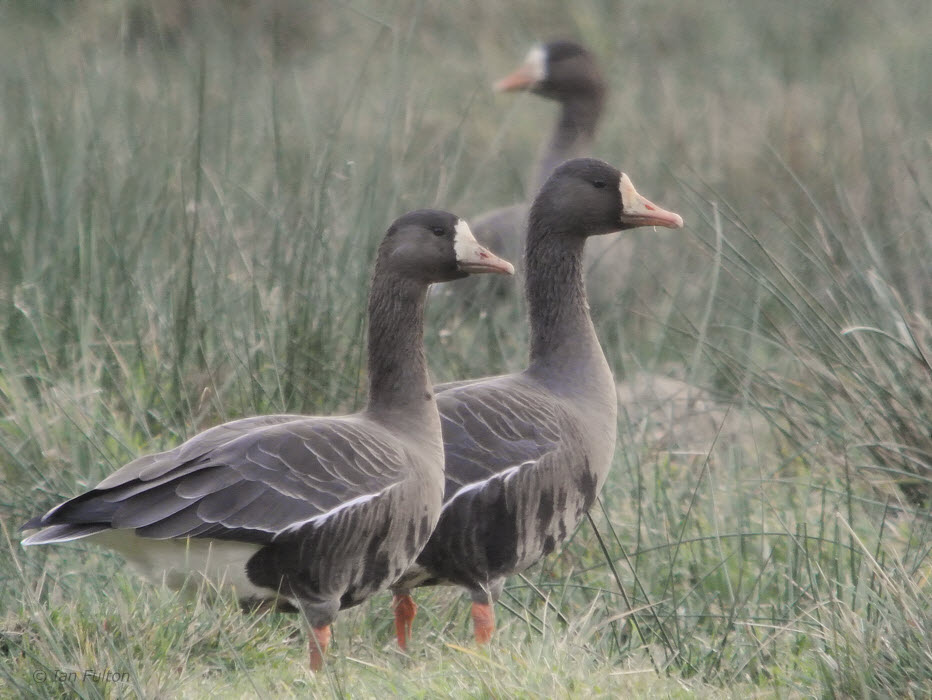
592, 180, 606, 189
431, 226, 446, 236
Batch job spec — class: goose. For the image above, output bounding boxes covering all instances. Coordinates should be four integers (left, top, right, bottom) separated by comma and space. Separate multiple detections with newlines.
474, 40, 606, 262
21, 210, 514, 671
391, 159, 683, 648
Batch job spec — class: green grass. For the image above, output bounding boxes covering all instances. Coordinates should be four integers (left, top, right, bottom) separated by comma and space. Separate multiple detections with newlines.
1, 0, 930, 697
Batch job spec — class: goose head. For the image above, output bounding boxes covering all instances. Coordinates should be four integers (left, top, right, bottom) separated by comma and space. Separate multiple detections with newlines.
530, 158, 684, 238
379, 209, 515, 283
494, 40, 605, 103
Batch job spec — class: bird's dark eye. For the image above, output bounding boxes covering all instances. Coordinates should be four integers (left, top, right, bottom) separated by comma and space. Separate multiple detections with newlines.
431, 226, 446, 236
592, 180, 606, 189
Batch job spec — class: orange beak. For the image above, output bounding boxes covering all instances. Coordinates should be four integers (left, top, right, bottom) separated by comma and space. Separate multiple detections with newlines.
493, 47, 545, 92
494, 63, 540, 92
618, 174, 684, 229
454, 220, 516, 275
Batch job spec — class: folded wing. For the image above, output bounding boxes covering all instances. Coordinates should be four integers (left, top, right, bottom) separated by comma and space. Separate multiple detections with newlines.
22, 415, 409, 545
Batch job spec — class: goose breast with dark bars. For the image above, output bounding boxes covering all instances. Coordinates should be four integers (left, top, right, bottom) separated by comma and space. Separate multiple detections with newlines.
21, 210, 514, 670
390, 158, 683, 648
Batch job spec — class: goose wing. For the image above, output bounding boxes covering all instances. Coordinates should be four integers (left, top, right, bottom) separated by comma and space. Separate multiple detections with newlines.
436, 377, 566, 497
23, 415, 410, 545
409, 377, 598, 586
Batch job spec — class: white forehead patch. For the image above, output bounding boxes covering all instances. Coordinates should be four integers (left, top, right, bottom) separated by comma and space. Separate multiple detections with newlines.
453, 219, 482, 262
619, 173, 638, 211
525, 45, 547, 82
619, 173, 634, 198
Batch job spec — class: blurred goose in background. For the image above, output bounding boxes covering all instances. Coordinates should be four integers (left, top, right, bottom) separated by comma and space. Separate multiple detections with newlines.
474, 40, 606, 262
391, 159, 684, 648
21, 210, 514, 671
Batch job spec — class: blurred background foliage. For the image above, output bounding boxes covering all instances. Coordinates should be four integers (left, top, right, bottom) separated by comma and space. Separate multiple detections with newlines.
0, 0, 930, 695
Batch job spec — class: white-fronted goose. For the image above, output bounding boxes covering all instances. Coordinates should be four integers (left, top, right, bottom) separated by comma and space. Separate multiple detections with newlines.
391, 159, 683, 647
474, 40, 606, 261
21, 210, 514, 670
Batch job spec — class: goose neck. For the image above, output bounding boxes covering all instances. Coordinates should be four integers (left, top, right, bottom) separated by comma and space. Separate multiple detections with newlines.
536, 95, 603, 191
524, 225, 599, 370
365, 271, 433, 417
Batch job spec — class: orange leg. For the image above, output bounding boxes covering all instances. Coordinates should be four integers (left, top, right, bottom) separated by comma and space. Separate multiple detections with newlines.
309, 625, 331, 671
471, 601, 495, 644
392, 593, 418, 650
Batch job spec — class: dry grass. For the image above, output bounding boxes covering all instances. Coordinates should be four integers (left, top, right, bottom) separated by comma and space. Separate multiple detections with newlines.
1, 0, 930, 696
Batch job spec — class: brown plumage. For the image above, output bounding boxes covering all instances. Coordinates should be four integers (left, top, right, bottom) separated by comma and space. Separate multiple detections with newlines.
392, 159, 684, 646
22, 210, 513, 670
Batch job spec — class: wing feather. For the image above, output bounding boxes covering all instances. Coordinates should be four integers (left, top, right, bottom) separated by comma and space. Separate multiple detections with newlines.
26, 415, 410, 545
96, 415, 304, 489
111, 483, 195, 529
195, 481, 269, 522
436, 376, 568, 497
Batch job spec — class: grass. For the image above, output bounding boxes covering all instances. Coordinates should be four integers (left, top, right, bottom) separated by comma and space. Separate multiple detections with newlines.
1, 0, 930, 697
